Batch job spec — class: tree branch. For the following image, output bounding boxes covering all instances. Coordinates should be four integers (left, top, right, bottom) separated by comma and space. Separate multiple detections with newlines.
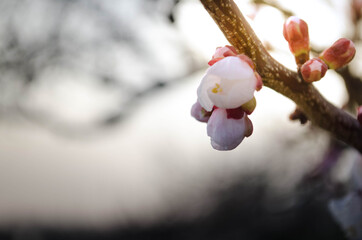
200, 0, 362, 152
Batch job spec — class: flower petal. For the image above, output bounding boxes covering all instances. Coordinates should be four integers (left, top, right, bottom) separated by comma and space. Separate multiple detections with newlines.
207, 108, 248, 151
191, 101, 212, 122
200, 56, 256, 109
207, 56, 255, 81
197, 74, 219, 111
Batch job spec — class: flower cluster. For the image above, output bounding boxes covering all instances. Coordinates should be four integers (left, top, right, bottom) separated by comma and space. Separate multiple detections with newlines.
191, 46, 262, 151
283, 16, 356, 83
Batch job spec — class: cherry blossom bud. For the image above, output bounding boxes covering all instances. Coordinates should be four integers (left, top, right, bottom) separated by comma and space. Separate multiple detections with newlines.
283, 16, 310, 64
319, 38, 356, 70
208, 45, 237, 66
191, 101, 212, 123
241, 97, 256, 115
301, 58, 328, 83
357, 106, 362, 126
197, 56, 258, 112
207, 108, 252, 151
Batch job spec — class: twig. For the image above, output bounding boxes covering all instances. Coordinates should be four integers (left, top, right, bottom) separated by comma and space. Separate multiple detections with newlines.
199, 0, 362, 152
252, 0, 293, 18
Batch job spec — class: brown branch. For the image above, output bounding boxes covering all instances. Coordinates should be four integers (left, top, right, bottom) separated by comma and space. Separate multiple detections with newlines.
200, 0, 362, 152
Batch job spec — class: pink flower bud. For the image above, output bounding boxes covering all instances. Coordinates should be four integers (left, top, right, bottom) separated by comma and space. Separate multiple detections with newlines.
358, 106, 362, 126
301, 58, 328, 83
319, 38, 356, 69
191, 101, 212, 123
283, 16, 310, 64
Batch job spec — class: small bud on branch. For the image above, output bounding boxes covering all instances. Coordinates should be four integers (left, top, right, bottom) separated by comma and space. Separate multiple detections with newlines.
301, 58, 328, 83
319, 38, 356, 70
283, 16, 310, 65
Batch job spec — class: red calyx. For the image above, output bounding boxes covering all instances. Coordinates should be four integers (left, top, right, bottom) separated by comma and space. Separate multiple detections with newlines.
226, 107, 244, 119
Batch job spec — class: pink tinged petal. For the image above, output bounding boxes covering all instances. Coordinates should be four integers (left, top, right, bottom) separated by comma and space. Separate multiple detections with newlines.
320, 38, 356, 70
205, 57, 257, 109
212, 45, 237, 59
208, 57, 223, 66
191, 101, 212, 123
237, 54, 255, 70
207, 108, 248, 151
301, 58, 328, 83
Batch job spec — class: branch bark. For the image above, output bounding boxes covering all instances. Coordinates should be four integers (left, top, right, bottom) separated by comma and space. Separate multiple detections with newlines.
200, 0, 362, 152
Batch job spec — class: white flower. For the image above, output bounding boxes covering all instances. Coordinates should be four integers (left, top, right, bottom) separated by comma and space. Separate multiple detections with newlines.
197, 56, 257, 112
207, 108, 253, 151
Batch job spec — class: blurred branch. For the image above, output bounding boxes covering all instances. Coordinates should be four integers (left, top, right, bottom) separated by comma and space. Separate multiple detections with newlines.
199, 0, 362, 152
15, 65, 203, 138
251, 0, 293, 17
0, 0, 202, 136
337, 66, 362, 107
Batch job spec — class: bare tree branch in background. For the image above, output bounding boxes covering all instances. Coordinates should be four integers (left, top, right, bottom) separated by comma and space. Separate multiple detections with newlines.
0, 0, 200, 135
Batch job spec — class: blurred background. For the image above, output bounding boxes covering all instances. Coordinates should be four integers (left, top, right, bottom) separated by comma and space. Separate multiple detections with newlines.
0, 0, 361, 239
